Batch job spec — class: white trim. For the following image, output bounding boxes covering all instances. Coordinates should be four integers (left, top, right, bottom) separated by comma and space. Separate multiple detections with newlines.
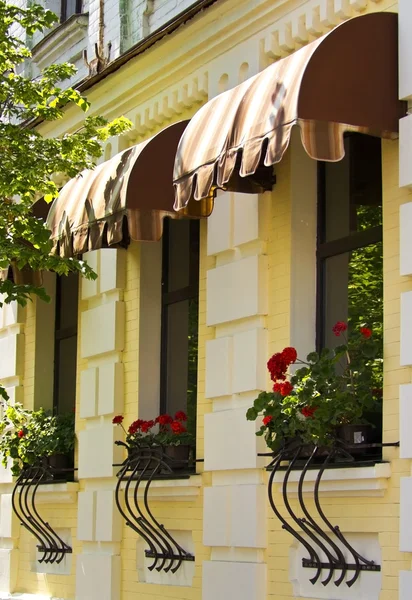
120, 475, 202, 501
273, 463, 391, 497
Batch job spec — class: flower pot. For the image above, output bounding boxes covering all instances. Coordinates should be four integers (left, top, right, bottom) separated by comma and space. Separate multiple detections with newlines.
336, 424, 372, 453
42, 454, 74, 480
127, 447, 161, 473
164, 445, 191, 470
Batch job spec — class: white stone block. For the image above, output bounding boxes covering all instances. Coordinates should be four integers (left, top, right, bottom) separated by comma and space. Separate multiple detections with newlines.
0, 495, 15, 539
400, 115, 412, 189
400, 384, 412, 458
98, 362, 124, 416
203, 560, 266, 600
204, 408, 265, 471
399, 0, 412, 100
96, 490, 122, 542
207, 191, 233, 256
0, 334, 23, 380
400, 203, 412, 275
205, 337, 232, 398
81, 250, 99, 299
400, 477, 412, 552
3, 301, 21, 328
400, 291, 412, 366
81, 301, 125, 358
203, 486, 231, 547
77, 491, 96, 541
78, 424, 123, 479
207, 256, 267, 326
232, 329, 267, 394
79, 368, 98, 418
233, 193, 259, 247
76, 554, 121, 600
99, 248, 126, 294
231, 484, 266, 548
400, 570, 412, 600
0, 548, 17, 593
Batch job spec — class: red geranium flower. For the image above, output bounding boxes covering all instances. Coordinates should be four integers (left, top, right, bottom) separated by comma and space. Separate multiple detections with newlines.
332, 321, 347, 337
280, 381, 293, 397
175, 411, 187, 422
282, 347, 297, 365
263, 415, 272, 426
360, 327, 372, 339
273, 382, 282, 393
171, 421, 186, 435
156, 414, 173, 426
112, 415, 124, 425
17, 430, 24, 439
140, 420, 154, 433
301, 406, 318, 418
267, 353, 288, 381
128, 419, 144, 435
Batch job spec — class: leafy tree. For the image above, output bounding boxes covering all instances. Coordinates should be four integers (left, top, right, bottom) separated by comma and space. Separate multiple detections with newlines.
0, 0, 131, 316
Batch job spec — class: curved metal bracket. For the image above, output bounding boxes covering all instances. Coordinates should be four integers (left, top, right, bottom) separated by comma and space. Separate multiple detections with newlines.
114, 447, 195, 574
11, 465, 72, 565
265, 442, 383, 588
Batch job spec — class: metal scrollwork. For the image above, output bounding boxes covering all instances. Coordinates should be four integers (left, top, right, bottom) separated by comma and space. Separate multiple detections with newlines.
114, 445, 195, 574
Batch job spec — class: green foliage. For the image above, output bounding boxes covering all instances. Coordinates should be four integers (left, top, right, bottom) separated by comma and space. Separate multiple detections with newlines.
0, 0, 131, 308
246, 328, 382, 452
0, 403, 75, 476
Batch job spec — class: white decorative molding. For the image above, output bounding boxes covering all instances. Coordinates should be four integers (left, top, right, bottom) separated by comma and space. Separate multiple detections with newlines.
400, 202, 412, 275
32, 14, 89, 71
273, 463, 391, 497
400, 570, 412, 600
399, 116, 412, 189
119, 475, 202, 501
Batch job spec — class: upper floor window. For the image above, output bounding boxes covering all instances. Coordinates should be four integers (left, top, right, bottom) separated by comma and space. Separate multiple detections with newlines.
160, 219, 200, 434
60, 0, 82, 22
53, 272, 79, 414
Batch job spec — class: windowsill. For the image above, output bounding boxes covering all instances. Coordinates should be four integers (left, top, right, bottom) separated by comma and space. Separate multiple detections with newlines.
120, 474, 202, 501
32, 481, 79, 504
272, 462, 391, 497
32, 13, 88, 71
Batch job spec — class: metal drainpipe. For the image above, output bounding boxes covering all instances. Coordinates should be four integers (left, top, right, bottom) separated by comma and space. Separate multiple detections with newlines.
98, 0, 105, 60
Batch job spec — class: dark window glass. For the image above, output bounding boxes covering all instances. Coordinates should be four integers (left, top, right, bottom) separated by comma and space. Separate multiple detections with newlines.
160, 219, 199, 434
60, 0, 82, 22
54, 273, 79, 414
317, 133, 383, 439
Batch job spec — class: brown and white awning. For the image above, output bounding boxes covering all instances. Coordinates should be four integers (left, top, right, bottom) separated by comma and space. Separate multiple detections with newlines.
173, 12, 405, 212
47, 121, 213, 257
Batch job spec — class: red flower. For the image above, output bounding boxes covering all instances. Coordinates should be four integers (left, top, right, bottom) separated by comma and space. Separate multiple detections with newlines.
282, 347, 297, 365
112, 415, 124, 425
171, 421, 186, 435
128, 419, 144, 435
301, 406, 318, 418
273, 382, 282, 393
263, 415, 273, 426
267, 353, 288, 381
175, 411, 187, 422
280, 381, 293, 397
140, 420, 154, 433
360, 327, 372, 339
18, 430, 25, 439
156, 414, 173, 426
332, 321, 347, 337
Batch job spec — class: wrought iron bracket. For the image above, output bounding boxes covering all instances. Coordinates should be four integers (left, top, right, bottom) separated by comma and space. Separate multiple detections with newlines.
11, 465, 73, 565
262, 441, 398, 588
114, 446, 195, 574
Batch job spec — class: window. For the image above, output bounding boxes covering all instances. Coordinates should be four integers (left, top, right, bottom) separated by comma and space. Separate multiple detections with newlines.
60, 0, 82, 22
53, 273, 79, 414
317, 133, 383, 438
160, 219, 200, 433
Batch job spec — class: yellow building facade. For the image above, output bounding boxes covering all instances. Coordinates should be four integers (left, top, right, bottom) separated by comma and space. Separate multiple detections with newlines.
0, 0, 411, 599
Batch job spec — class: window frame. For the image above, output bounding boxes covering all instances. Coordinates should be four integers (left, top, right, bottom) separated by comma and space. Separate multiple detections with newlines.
60, 0, 82, 23
315, 148, 383, 351
159, 218, 200, 416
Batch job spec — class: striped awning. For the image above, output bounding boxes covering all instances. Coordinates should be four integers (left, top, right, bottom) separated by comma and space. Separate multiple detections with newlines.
173, 12, 405, 212
47, 121, 212, 257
